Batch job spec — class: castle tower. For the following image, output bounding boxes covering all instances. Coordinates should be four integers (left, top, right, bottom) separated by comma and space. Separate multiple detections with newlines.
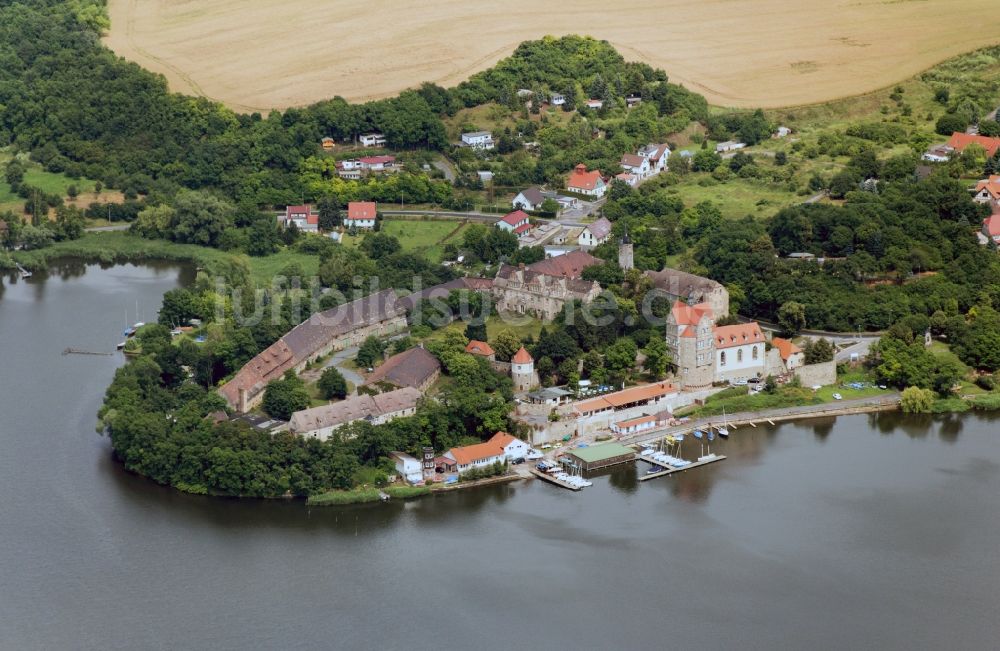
511, 347, 538, 392
618, 232, 634, 271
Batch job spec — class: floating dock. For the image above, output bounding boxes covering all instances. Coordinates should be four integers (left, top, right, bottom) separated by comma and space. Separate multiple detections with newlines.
638, 454, 727, 481
528, 467, 582, 491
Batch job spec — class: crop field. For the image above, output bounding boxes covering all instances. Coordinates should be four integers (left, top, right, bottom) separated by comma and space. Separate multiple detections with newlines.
105, 0, 1000, 112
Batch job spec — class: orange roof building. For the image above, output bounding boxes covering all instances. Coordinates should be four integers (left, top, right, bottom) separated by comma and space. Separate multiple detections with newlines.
465, 340, 495, 358
444, 431, 530, 470
566, 164, 608, 198
574, 381, 678, 417
946, 133, 1000, 157
512, 347, 533, 364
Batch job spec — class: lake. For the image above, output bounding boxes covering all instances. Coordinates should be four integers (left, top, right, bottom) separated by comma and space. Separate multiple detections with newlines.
1, 262, 998, 650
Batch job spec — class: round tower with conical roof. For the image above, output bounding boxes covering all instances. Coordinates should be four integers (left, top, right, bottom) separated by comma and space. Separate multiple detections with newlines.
511, 346, 538, 392
618, 231, 634, 270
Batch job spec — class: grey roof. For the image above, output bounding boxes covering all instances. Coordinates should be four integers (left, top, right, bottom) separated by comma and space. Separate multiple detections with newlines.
398, 277, 494, 312
644, 268, 723, 299
516, 187, 546, 206
364, 347, 441, 389
585, 217, 612, 241
289, 387, 421, 433
283, 290, 403, 359
463, 131, 492, 138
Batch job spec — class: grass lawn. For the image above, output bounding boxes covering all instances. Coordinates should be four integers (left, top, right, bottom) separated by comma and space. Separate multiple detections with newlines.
244, 249, 320, 285
0, 150, 100, 206
343, 218, 469, 263
417, 313, 545, 346
666, 177, 800, 220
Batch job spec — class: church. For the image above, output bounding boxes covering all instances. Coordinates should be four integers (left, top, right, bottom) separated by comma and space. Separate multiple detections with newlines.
665, 300, 766, 390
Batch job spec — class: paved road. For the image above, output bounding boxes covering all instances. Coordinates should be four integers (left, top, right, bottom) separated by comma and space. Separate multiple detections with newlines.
84, 224, 130, 232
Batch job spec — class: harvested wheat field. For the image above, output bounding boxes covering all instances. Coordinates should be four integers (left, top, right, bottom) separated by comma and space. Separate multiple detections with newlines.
105, 0, 1000, 112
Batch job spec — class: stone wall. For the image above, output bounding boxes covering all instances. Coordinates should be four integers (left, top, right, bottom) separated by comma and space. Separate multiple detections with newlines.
793, 361, 837, 387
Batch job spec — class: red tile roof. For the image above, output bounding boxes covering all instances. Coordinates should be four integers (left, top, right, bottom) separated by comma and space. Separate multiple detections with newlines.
947, 133, 1000, 157
671, 300, 713, 326
975, 176, 1000, 199
364, 346, 441, 389
465, 340, 495, 356
347, 201, 377, 221
714, 323, 764, 349
360, 155, 396, 165
620, 153, 646, 169
983, 215, 1000, 237
567, 164, 604, 192
513, 222, 532, 235
771, 337, 802, 362
574, 382, 678, 414
447, 431, 519, 466
500, 210, 530, 226
512, 347, 533, 364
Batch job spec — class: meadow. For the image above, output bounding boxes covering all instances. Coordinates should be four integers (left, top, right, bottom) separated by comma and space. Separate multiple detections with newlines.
104, 0, 1000, 112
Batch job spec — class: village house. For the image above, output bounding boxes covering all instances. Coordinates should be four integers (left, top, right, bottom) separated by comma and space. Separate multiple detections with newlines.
577, 217, 612, 248
973, 176, 1000, 208
464, 340, 495, 361
666, 300, 765, 389
620, 153, 651, 179
924, 132, 1000, 163
336, 160, 362, 180
443, 431, 531, 474
566, 164, 607, 198
277, 204, 319, 232
551, 93, 566, 106
321, 136, 335, 150
288, 387, 422, 441
982, 215, 1000, 245
615, 172, 638, 187
359, 155, 396, 173
344, 201, 377, 230
461, 131, 495, 150
364, 346, 441, 392
611, 412, 669, 437
496, 209, 531, 237
512, 187, 546, 211
638, 143, 670, 174
389, 451, 424, 485
219, 290, 406, 412
644, 267, 730, 317
771, 337, 805, 372
716, 141, 747, 153
626, 95, 642, 108
359, 133, 386, 147
585, 99, 604, 110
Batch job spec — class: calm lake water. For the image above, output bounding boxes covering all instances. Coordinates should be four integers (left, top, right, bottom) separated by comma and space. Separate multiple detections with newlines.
1, 262, 999, 650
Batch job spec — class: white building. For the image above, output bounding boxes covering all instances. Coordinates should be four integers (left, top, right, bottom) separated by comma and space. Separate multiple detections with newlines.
620, 153, 651, 179
359, 133, 386, 147
444, 431, 531, 474
638, 144, 671, 174
716, 141, 747, 153
578, 217, 612, 248
288, 388, 421, 441
461, 131, 495, 150
345, 201, 377, 230
714, 323, 767, 383
277, 204, 318, 233
775, 126, 792, 138
551, 93, 566, 106
496, 210, 530, 235
390, 451, 424, 484
566, 164, 607, 198
512, 187, 546, 211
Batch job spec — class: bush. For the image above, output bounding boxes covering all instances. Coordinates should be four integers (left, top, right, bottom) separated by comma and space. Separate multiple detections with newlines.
900, 386, 935, 413
306, 489, 382, 505
974, 374, 997, 391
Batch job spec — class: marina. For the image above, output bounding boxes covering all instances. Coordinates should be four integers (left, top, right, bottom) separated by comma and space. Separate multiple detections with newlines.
528, 465, 582, 491
638, 453, 727, 481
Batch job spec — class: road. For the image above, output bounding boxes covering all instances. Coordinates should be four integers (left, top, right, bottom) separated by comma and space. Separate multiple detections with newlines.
84, 224, 130, 232
431, 158, 456, 182
326, 346, 364, 394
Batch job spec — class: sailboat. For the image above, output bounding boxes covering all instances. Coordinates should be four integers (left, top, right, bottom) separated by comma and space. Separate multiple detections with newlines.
717, 407, 730, 438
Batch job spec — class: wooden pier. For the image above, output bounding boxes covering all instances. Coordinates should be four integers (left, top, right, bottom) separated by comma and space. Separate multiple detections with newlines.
62, 348, 113, 357
528, 466, 582, 491
638, 454, 727, 481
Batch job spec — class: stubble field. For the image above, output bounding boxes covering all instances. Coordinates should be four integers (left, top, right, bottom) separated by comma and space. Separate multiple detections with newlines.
105, 0, 1000, 112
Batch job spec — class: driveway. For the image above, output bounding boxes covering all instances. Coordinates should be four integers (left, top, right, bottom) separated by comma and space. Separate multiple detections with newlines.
326, 346, 364, 395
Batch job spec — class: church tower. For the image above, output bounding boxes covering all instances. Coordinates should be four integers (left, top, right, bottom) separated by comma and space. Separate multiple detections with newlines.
618, 231, 634, 271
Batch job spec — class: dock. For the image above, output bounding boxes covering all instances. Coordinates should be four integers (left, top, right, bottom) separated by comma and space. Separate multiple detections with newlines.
62, 348, 113, 357
638, 454, 727, 481
529, 466, 582, 491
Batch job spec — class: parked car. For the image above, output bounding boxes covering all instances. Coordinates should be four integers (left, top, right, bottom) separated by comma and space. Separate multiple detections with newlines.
511, 458, 526, 465
832, 393, 843, 400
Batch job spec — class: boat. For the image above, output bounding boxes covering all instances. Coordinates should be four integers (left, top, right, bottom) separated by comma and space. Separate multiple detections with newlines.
717, 407, 730, 439
116, 341, 126, 351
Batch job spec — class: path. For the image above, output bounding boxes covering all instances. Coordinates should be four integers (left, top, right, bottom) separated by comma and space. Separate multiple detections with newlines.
85, 224, 130, 232
804, 190, 829, 204
326, 346, 363, 395
431, 158, 456, 182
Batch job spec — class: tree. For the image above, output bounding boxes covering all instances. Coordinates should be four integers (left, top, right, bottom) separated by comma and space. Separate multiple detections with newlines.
262, 371, 310, 420
642, 336, 670, 379
604, 337, 638, 381
539, 197, 560, 214
935, 113, 968, 136
803, 338, 834, 364
777, 301, 807, 336
356, 336, 386, 368
317, 367, 348, 400
464, 321, 487, 342
492, 330, 522, 362
692, 149, 721, 172
900, 386, 934, 413
5, 161, 24, 188
359, 232, 401, 260
774, 151, 787, 166
317, 196, 341, 231
132, 204, 175, 240
158, 288, 198, 327
170, 190, 234, 247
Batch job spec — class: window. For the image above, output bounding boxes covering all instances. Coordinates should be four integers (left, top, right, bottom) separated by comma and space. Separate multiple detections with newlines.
737, 349, 743, 363
752, 346, 759, 360
720, 351, 726, 366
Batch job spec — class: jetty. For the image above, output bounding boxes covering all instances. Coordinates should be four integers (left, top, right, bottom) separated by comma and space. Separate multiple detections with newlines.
528, 466, 582, 491
639, 454, 726, 481
62, 348, 113, 357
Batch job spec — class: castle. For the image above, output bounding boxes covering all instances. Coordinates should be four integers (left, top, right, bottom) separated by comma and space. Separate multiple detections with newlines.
665, 299, 765, 390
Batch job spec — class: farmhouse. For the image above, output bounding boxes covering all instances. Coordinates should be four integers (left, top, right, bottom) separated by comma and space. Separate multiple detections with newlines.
444, 431, 530, 474
512, 187, 546, 211
666, 300, 765, 389
496, 209, 531, 237
364, 346, 441, 392
974, 176, 1000, 208
359, 133, 386, 147
345, 201, 378, 229
359, 155, 396, 172
620, 153, 651, 178
566, 164, 607, 198
644, 267, 730, 317
716, 141, 747, 153
288, 387, 422, 441
577, 217, 612, 248
461, 131, 495, 150
277, 204, 318, 232
219, 290, 407, 412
